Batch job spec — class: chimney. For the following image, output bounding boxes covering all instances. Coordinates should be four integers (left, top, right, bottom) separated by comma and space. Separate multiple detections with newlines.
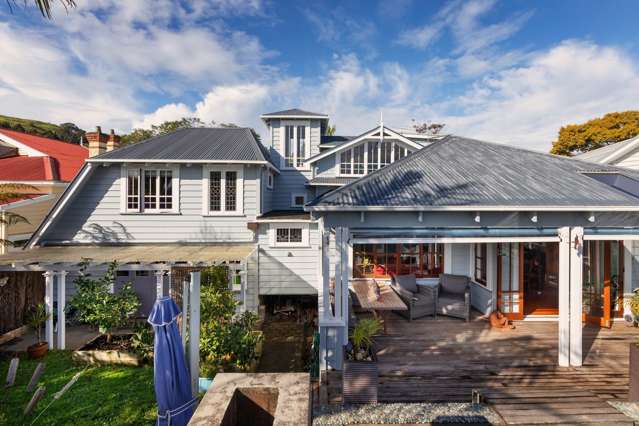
86, 126, 108, 157
106, 128, 121, 152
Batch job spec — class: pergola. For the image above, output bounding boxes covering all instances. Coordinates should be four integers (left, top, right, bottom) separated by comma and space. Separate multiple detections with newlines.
0, 243, 255, 393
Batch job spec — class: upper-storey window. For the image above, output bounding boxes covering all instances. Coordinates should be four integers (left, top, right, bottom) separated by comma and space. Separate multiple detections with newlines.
202, 165, 244, 216
338, 140, 414, 176
282, 121, 310, 170
121, 166, 179, 214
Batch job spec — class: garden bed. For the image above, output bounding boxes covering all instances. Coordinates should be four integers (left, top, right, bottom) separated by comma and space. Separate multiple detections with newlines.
72, 333, 143, 366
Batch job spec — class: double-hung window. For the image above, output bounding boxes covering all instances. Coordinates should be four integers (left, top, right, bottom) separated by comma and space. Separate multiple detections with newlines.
281, 121, 310, 170
203, 165, 244, 216
474, 243, 487, 286
269, 223, 310, 247
121, 166, 179, 213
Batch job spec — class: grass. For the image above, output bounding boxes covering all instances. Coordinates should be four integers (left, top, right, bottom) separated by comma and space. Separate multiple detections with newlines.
0, 351, 156, 426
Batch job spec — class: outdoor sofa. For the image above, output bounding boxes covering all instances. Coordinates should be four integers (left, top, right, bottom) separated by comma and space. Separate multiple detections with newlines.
436, 273, 471, 322
389, 273, 436, 321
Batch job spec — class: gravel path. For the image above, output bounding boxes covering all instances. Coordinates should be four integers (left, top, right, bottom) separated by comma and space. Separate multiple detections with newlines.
609, 401, 639, 421
313, 402, 503, 425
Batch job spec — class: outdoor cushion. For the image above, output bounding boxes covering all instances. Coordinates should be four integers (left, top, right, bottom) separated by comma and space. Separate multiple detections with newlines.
412, 292, 433, 306
394, 273, 418, 294
392, 283, 414, 301
439, 273, 469, 295
438, 295, 466, 314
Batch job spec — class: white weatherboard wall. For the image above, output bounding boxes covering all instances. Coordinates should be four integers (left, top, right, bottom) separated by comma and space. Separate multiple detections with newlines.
42, 164, 260, 243
257, 224, 320, 295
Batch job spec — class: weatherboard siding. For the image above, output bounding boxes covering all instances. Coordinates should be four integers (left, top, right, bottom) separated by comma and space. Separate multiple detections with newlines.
272, 170, 313, 210
616, 151, 639, 170
42, 164, 262, 243
257, 224, 319, 295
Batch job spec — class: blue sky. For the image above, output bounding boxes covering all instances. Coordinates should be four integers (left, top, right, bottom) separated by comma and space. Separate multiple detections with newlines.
1, 0, 638, 151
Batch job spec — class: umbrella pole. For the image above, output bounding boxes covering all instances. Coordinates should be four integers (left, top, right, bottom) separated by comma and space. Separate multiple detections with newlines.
189, 271, 201, 396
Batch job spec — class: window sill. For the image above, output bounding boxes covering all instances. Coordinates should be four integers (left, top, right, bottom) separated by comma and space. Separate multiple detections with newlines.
120, 211, 181, 215
270, 243, 310, 248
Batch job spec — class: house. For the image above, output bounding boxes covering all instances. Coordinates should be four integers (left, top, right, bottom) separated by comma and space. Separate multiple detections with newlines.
575, 134, 639, 168
2, 108, 639, 379
0, 128, 89, 252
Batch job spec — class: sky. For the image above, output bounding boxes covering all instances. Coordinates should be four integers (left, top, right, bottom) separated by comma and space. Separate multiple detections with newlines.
1, 0, 639, 151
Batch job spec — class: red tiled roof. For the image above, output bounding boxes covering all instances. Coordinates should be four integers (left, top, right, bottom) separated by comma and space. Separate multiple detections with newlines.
0, 129, 88, 182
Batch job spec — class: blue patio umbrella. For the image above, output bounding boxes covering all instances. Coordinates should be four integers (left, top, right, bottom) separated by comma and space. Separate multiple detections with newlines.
148, 296, 197, 426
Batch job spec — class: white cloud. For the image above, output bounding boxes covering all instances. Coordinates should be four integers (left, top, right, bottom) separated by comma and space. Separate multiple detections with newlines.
133, 103, 194, 129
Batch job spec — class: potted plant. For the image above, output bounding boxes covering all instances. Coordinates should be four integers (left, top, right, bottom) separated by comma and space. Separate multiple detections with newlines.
628, 291, 639, 401
343, 318, 381, 404
26, 303, 51, 359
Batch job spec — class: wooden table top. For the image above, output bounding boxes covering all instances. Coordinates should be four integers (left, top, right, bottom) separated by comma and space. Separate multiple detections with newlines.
351, 280, 407, 311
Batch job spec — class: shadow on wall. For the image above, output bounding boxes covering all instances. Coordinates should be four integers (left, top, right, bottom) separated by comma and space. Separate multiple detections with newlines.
78, 222, 134, 243
257, 248, 317, 295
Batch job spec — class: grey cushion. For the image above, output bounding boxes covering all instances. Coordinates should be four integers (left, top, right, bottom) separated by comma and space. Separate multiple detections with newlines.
394, 274, 418, 294
412, 292, 434, 306
438, 295, 466, 313
439, 273, 469, 295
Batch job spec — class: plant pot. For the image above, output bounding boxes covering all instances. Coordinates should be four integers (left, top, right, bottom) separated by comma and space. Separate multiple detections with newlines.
27, 342, 48, 359
630, 343, 639, 401
343, 348, 378, 404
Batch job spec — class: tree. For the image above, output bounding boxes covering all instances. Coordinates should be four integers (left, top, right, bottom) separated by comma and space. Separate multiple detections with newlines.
325, 124, 336, 136
550, 111, 639, 156
6, 0, 76, 18
411, 120, 446, 135
56, 122, 85, 144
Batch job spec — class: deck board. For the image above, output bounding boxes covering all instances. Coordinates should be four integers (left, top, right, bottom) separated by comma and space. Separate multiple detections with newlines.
366, 312, 638, 424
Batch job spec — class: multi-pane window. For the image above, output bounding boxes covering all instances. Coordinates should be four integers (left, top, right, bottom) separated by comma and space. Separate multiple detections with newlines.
276, 228, 303, 243
282, 123, 309, 169
270, 223, 309, 247
205, 166, 243, 215
338, 141, 414, 175
291, 193, 306, 207
474, 243, 487, 286
353, 243, 444, 278
124, 168, 175, 213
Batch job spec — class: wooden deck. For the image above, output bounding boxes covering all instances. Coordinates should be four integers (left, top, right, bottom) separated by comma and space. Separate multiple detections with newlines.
367, 312, 638, 424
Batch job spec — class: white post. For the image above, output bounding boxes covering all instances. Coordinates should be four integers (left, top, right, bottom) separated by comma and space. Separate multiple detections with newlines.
334, 229, 343, 319
43, 271, 54, 347
57, 271, 67, 350
155, 270, 165, 299
569, 227, 584, 367
341, 228, 350, 345
189, 271, 201, 396
558, 227, 571, 367
182, 279, 190, 352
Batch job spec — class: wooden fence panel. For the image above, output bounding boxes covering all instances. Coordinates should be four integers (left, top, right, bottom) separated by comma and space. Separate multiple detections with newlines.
0, 272, 45, 334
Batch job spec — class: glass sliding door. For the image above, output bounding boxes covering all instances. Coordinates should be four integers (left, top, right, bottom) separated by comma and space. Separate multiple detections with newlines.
497, 243, 523, 320
583, 240, 624, 327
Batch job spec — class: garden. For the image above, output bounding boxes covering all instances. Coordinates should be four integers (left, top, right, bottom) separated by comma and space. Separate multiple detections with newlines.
0, 263, 262, 425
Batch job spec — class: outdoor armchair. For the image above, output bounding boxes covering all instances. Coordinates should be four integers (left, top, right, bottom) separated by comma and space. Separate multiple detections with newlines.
436, 273, 471, 322
390, 273, 436, 321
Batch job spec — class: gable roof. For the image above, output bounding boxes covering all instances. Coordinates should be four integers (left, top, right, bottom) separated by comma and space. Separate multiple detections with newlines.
89, 127, 277, 170
0, 156, 58, 181
575, 135, 639, 164
308, 136, 639, 211
0, 129, 88, 182
305, 125, 423, 164
260, 108, 328, 120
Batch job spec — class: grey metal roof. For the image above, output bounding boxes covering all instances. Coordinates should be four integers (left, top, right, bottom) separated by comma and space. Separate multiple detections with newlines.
309, 136, 639, 209
307, 176, 358, 186
91, 128, 275, 165
260, 108, 328, 118
575, 136, 639, 163
321, 135, 354, 144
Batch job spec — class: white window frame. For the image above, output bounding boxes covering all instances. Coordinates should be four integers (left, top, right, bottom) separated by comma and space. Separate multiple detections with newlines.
280, 120, 311, 171
202, 165, 244, 216
120, 165, 180, 214
335, 140, 414, 177
268, 223, 310, 248
291, 192, 307, 208
266, 170, 274, 190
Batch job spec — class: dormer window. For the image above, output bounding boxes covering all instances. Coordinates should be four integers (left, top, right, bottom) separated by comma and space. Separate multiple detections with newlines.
281, 121, 310, 170
337, 141, 413, 176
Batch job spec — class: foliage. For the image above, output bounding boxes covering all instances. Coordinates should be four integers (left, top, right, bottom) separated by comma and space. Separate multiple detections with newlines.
412, 120, 446, 135
550, 111, 639, 156
325, 124, 336, 136
348, 318, 381, 361
130, 323, 155, 363
0, 114, 84, 144
5, 0, 76, 19
198, 265, 262, 377
69, 261, 140, 342
628, 291, 639, 320
26, 303, 51, 344
0, 351, 155, 425
0, 183, 38, 247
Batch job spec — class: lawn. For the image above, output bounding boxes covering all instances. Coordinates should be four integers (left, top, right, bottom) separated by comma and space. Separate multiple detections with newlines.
0, 351, 156, 426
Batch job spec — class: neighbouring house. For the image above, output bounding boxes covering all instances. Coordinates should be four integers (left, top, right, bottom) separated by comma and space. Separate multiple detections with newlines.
575, 134, 639, 168
2, 108, 639, 382
0, 128, 89, 253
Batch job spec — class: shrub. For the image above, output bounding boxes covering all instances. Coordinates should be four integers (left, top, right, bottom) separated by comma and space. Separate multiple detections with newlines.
26, 303, 51, 344
69, 261, 140, 342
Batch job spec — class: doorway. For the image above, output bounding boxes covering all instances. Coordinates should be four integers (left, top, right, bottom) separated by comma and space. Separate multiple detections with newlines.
583, 240, 624, 328
523, 242, 559, 315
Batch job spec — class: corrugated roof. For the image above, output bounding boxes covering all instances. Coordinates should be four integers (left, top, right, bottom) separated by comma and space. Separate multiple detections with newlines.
309, 136, 639, 209
0, 156, 57, 181
575, 136, 639, 163
91, 128, 274, 165
261, 108, 328, 118
307, 176, 358, 186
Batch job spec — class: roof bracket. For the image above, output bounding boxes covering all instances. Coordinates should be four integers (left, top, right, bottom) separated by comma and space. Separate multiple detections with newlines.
474, 212, 481, 223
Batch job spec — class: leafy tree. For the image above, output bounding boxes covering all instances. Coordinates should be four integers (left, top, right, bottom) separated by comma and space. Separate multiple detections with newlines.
56, 122, 85, 144
6, 0, 76, 19
550, 111, 639, 156
0, 114, 84, 144
198, 265, 262, 376
69, 261, 140, 343
411, 120, 446, 135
